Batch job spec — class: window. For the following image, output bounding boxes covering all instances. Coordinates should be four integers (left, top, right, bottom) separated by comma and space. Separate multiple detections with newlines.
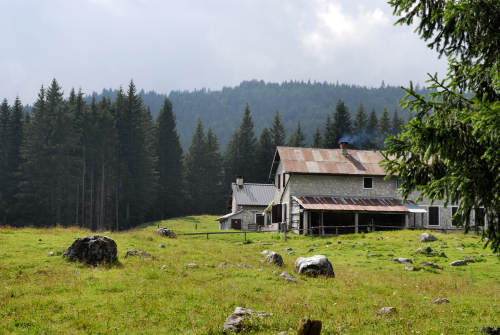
277, 174, 281, 189
272, 204, 282, 223
451, 206, 459, 226
255, 213, 264, 226
282, 174, 286, 188
363, 177, 373, 189
428, 206, 439, 226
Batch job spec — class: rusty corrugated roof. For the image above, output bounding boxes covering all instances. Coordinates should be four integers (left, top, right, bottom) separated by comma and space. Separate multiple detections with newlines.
294, 195, 421, 213
277, 146, 387, 176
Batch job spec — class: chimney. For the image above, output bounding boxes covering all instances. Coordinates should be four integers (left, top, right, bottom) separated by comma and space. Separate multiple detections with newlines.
236, 176, 244, 188
339, 141, 348, 156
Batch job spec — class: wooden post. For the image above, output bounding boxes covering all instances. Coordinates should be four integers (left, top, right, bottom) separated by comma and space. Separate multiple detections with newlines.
335, 227, 338, 236
206, 233, 209, 240
195, 223, 197, 230
284, 223, 287, 241
355, 212, 359, 233
244, 231, 247, 242
321, 211, 324, 236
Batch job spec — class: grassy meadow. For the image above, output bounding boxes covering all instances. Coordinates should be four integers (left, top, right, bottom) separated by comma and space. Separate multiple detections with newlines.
1, 215, 499, 334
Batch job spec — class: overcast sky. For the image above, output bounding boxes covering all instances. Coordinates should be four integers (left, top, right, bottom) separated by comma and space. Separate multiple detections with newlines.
0, 0, 447, 103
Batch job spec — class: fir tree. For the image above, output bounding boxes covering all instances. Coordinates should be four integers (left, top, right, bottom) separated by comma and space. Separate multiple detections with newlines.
0, 99, 11, 224
204, 128, 224, 214
332, 99, 352, 144
287, 121, 306, 147
312, 128, 322, 148
323, 115, 336, 148
378, 108, 391, 148
271, 110, 286, 149
353, 103, 368, 134
184, 118, 207, 214
390, 109, 403, 136
157, 98, 184, 218
255, 127, 275, 182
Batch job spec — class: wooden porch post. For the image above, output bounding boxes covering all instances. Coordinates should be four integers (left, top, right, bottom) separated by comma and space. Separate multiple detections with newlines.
321, 211, 324, 236
355, 212, 359, 233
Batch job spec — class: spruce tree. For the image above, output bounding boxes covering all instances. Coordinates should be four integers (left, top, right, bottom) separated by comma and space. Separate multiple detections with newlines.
312, 128, 322, 148
235, 104, 257, 181
323, 115, 336, 148
353, 103, 368, 135
332, 99, 352, 144
255, 127, 275, 182
0, 100, 10, 224
271, 110, 286, 149
378, 108, 391, 148
157, 98, 184, 219
184, 118, 207, 214
287, 121, 306, 147
390, 109, 403, 136
204, 128, 224, 214
365, 108, 379, 149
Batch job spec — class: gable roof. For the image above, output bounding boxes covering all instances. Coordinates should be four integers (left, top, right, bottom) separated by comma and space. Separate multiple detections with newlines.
232, 183, 276, 206
269, 146, 387, 179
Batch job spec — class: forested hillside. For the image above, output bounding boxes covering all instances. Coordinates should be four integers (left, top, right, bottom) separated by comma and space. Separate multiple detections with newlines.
91, 80, 425, 147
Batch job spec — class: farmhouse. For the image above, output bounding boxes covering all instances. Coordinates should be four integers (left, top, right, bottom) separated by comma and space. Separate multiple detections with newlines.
217, 177, 276, 231
266, 143, 486, 235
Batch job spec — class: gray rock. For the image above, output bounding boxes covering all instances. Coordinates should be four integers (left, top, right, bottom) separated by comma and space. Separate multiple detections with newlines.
438, 252, 447, 258
261, 250, 271, 255
266, 252, 284, 266
377, 307, 397, 316
284, 247, 293, 252
186, 263, 198, 268
161, 265, 168, 270
125, 249, 152, 258
368, 253, 382, 257
456, 247, 464, 251
404, 266, 414, 271
295, 255, 334, 277
63, 235, 118, 265
482, 237, 490, 243
431, 297, 450, 304
450, 260, 467, 266
48, 251, 55, 256
219, 262, 229, 267
223, 313, 244, 333
392, 257, 413, 264
420, 261, 443, 270
156, 228, 176, 238
237, 264, 251, 269
278, 332, 287, 335
419, 233, 438, 242
159, 244, 166, 248
337, 240, 341, 244
280, 271, 297, 283
288, 251, 295, 255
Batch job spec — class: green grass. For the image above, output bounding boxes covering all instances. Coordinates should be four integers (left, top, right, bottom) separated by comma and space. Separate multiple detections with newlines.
1, 215, 499, 334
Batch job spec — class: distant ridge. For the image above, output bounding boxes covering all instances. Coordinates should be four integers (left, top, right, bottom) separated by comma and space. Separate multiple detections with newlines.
88, 79, 428, 148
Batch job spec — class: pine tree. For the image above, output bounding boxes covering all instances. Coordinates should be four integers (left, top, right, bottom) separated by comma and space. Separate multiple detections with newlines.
312, 128, 322, 148
390, 109, 403, 136
332, 99, 352, 144
204, 128, 224, 214
287, 121, 306, 147
184, 118, 207, 214
271, 110, 286, 149
353, 103, 368, 135
157, 98, 184, 219
323, 115, 336, 148
255, 127, 275, 182
365, 108, 379, 149
234, 104, 257, 181
0, 99, 11, 224
378, 108, 391, 148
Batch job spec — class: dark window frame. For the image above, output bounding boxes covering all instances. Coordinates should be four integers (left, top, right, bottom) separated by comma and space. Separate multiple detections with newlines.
363, 177, 373, 189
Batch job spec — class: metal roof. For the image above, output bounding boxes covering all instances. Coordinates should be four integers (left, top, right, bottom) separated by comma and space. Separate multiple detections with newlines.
232, 183, 276, 206
274, 146, 387, 176
294, 195, 425, 213
216, 210, 243, 221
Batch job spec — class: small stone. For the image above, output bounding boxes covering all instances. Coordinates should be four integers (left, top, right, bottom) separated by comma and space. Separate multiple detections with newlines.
297, 319, 322, 335
431, 297, 450, 304
280, 271, 297, 283
38, 238, 42, 241
438, 252, 447, 258
284, 247, 293, 252
159, 244, 166, 248
125, 249, 152, 258
288, 251, 295, 255
48, 251, 55, 256
368, 254, 382, 257
219, 262, 228, 267
392, 257, 413, 264
204, 264, 215, 268
423, 246, 433, 253
419, 233, 438, 242
404, 266, 414, 271
420, 261, 443, 270
161, 265, 168, 270
377, 307, 397, 316
482, 326, 500, 335
450, 260, 467, 266
377, 237, 384, 240
278, 332, 287, 335
156, 228, 176, 238
266, 252, 284, 266
261, 250, 271, 255
337, 240, 341, 244
482, 237, 490, 243
456, 247, 464, 251
308, 248, 315, 252
186, 263, 198, 268
237, 264, 251, 269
